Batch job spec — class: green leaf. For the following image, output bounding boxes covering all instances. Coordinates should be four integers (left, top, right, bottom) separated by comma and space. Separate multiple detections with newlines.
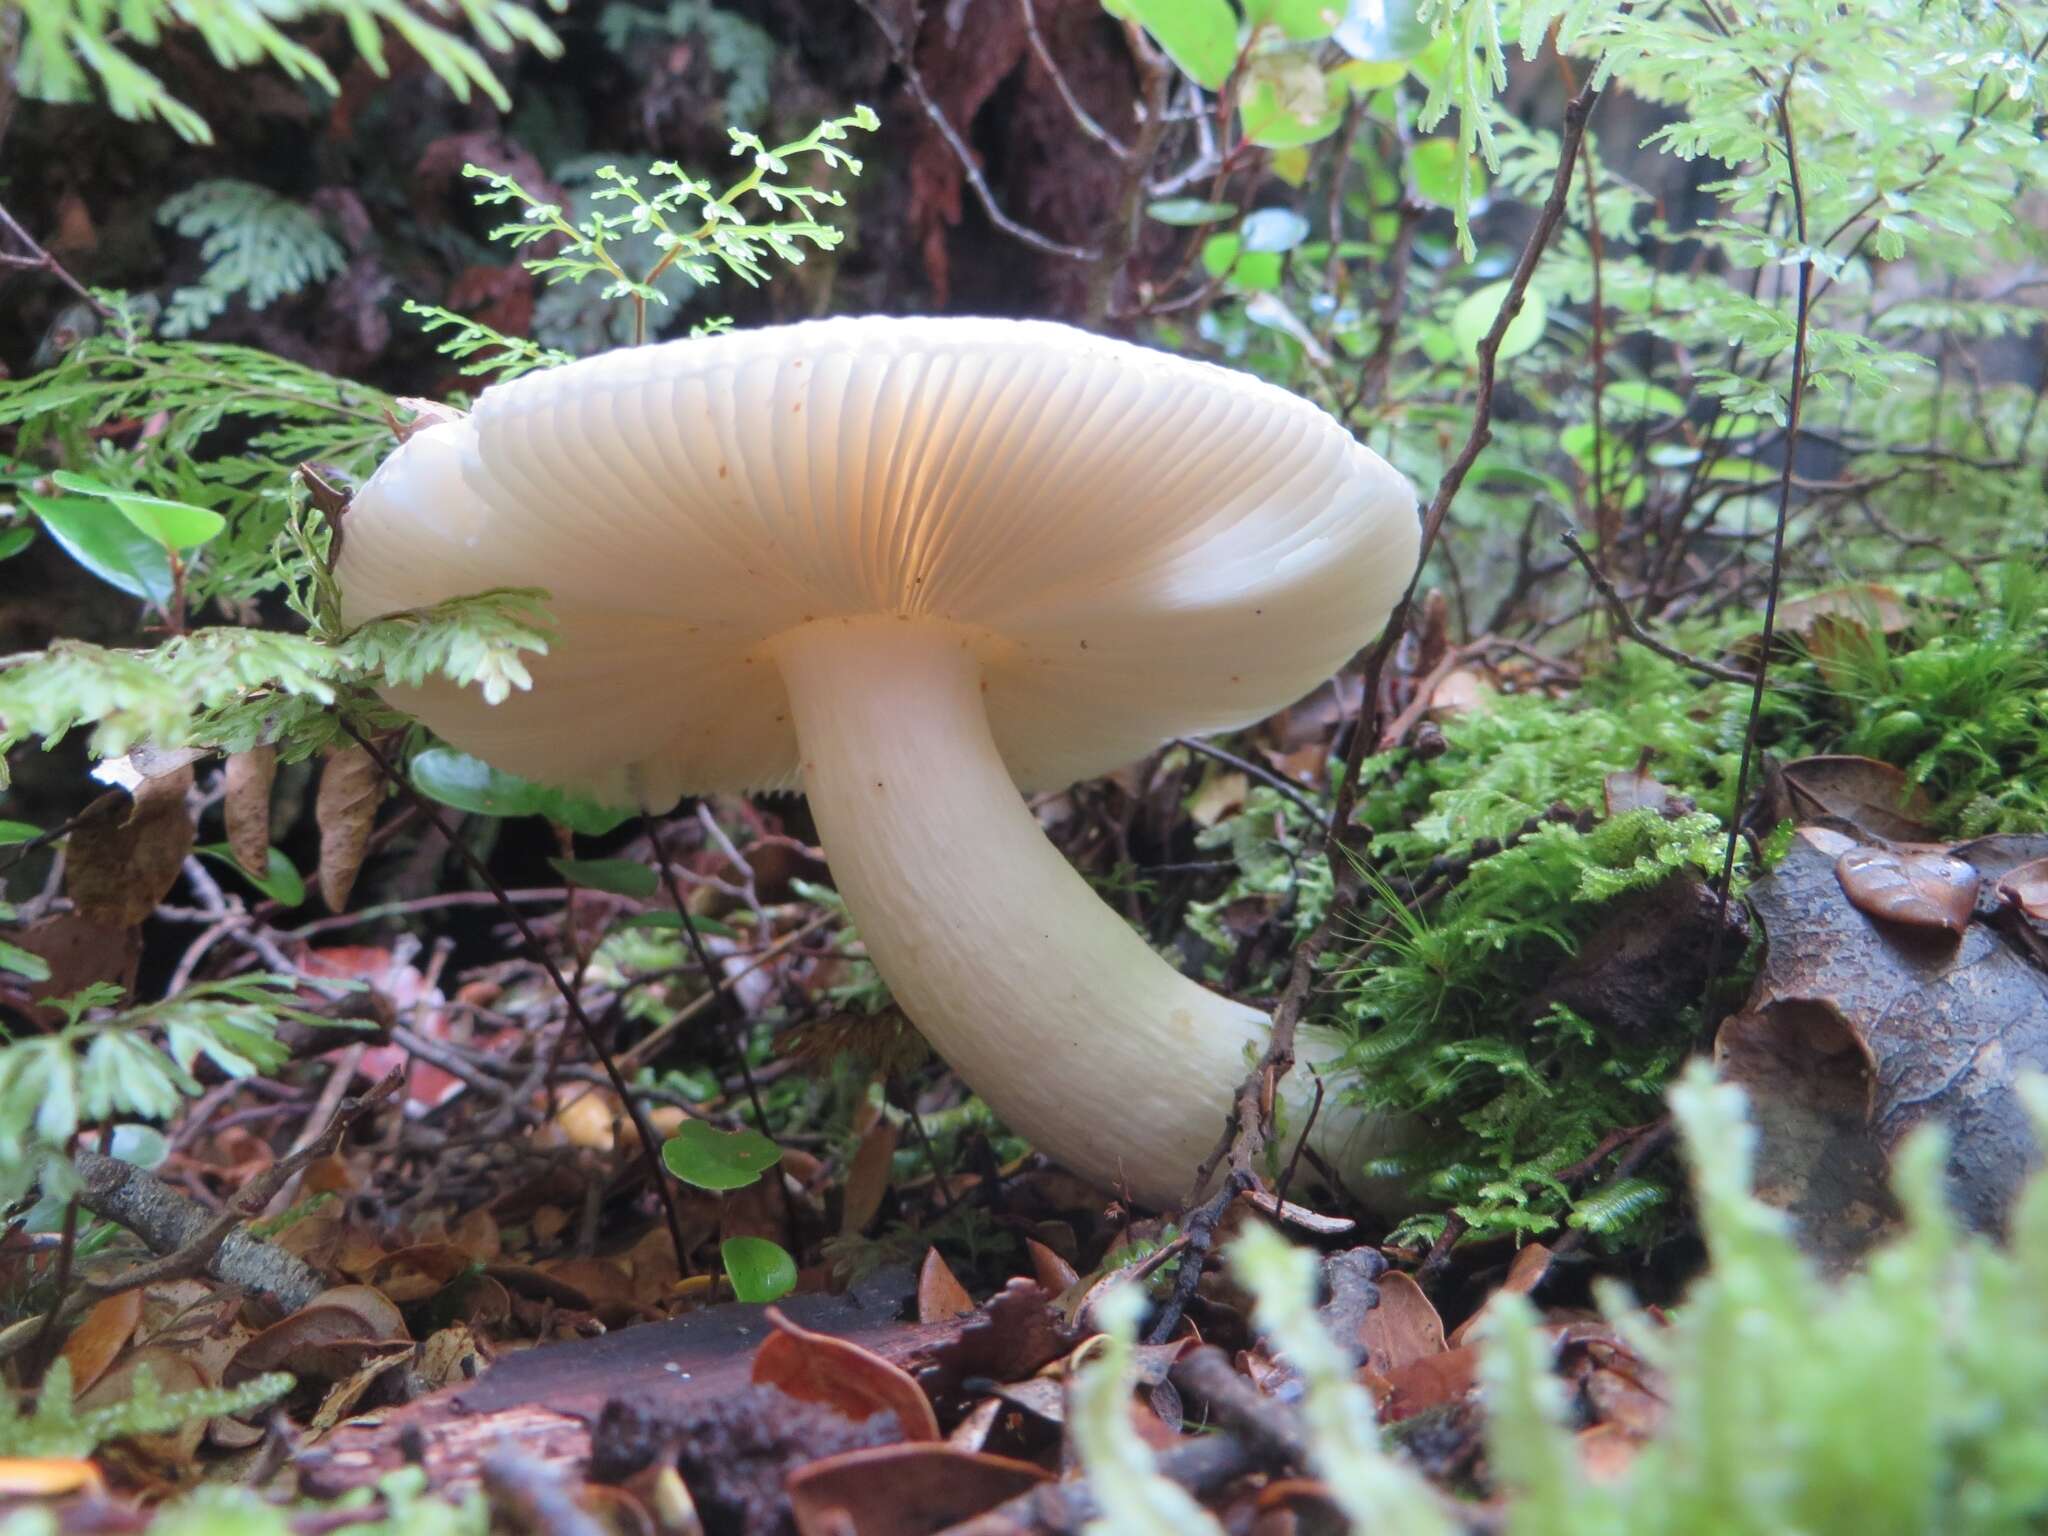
51, 472, 225, 551
619, 910, 738, 938
1453, 282, 1547, 364
663, 1121, 782, 1191
1147, 198, 1239, 226
409, 746, 634, 836
19, 492, 177, 605
548, 857, 659, 899
720, 1236, 797, 1303
1113, 0, 1238, 89
0, 525, 34, 561
1232, 251, 1285, 291
1241, 208, 1311, 253
1201, 233, 1243, 276
0, 821, 40, 845
1603, 381, 1689, 420
1333, 0, 1429, 59
1409, 138, 1485, 210
1240, 60, 1346, 147
0, 938, 51, 982
195, 844, 308, 908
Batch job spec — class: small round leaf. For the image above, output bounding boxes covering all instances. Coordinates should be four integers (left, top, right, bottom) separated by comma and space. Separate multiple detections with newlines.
664, 1121, 782, 1191
721, 1237, 798, 1303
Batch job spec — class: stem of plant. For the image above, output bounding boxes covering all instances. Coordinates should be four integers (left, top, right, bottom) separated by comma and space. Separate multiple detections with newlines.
1703, 67, 1815, 1002
341, 723, 692, 1274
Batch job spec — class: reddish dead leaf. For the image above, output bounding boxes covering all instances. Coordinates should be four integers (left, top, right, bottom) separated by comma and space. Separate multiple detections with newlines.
1026, 1238, 1081, 1295
316, 744, 381, 911
1773, 756, 1936, 843
840, 1116, 901, 1236
1357, 1271, 1445, 1375
751, 1308, 940, 1442
224, 745, 278, 879
1428, 667, 1489, 720
372, 1245, 477, 1303
917, 1249, 974, 1324
58, 1289, 142, 1395
1447, 1244, 1554, 1349
66, 763, 194, 926
1996, 856, 2048, 923
1835, 844, 1978, 936
1377, 1344, 1481, 1422
0, 1458, 104, 1496
5, 912, 142, 1019
1577, 1422, 1645, 1485
786, 1442, 1050, 1536
947, 1396, 1002, 1451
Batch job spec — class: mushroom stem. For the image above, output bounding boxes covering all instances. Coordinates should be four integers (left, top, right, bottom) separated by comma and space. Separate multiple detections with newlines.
772, 616, 1382, 1208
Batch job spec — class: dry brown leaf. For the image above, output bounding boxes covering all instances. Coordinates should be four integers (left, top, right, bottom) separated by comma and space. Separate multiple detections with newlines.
917, 1249, 974, 1324
316, 745, 381, 911
58, 1289, 142, 1396
840, 1116, 901, 1236
1428, 667, 1489, 720
1376, 1344, 1481, 1423
1026, 1238, 1081, 1295
751, 1307, 940, 1442
77, 1347, 210, 1465
1357, 1271, 1446, 1376
1719, 831, 2048, 1244
224, 745, 278, 878
1996, 856, 2048, 923
1603, 768, 1681, 818
1186, 769, 1249, 829
786, 1442, 1049, 1536
1836, 845, 1979, 936
227, 1285, 409, 1386
66, 764, 194, 926
1773, 756, 1936, 843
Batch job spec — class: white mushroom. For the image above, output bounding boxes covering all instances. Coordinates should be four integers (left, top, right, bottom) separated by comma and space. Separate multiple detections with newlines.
337, 316, 1419, 1207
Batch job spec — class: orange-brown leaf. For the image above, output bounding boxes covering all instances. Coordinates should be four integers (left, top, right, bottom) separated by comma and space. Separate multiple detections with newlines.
917, 1249, 974, 1324
224, 745, 279, 879
752, 1307, 940, 1441
1836, 845, 1978, 936
316, 745, 381, 911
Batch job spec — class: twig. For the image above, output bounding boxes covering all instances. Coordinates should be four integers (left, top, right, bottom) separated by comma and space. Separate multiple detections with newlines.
341, 725, 692, 1275
1704, 66, 1816, 999
1, 1073, 401, 1364
1172, 736, 1328, 826
1558, 529, 1757, 684
1018, 0, 1129, 157
0, 200, 113, 317
854, 0, 1099, 262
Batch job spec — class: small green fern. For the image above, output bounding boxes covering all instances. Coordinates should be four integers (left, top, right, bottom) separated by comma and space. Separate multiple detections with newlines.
157, 182, 347, 337
0, 1358, 291, 1459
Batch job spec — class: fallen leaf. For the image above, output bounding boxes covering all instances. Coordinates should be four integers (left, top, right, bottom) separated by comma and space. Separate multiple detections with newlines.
1720, 831, 2048, 1241
1357, 1271, 1445, 1375
1377, 1344, 1481, 1422
1025, 1238, 1080, 1295
1996, 856, 2048, 923
1603, 768, 1685, 818
917, 1249, 974, 1324
840, 1116, 900, 1236
1187, 768, 1249, 829
751, 1308, 940, 1441
1835, 844, 1978, 936
224, 745, 278, 878
786, 1442, 1050, 1536
316, 745, 382, 911
227, 1285, 410, 1386
66, 763, 194, 926
1447, 1244, 1554, 1349
1428, 667, 1489, 719
77, 1347, 211, 1465
58, 1289, 142, 1396
1771, 756, 1936, 843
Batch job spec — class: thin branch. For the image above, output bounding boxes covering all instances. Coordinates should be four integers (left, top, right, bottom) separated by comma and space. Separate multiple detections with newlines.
1704, 65, 1816, 996
341, 725, 693, 1274
1018, 0, 1129, 157
854, 0, 1099, 262
1558, 528, 1757, 684
0, 201, 114, 317
1172, 736, 1328, 826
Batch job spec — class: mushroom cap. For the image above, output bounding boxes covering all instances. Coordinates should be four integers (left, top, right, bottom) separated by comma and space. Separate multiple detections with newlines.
337, 315, 1417, 805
